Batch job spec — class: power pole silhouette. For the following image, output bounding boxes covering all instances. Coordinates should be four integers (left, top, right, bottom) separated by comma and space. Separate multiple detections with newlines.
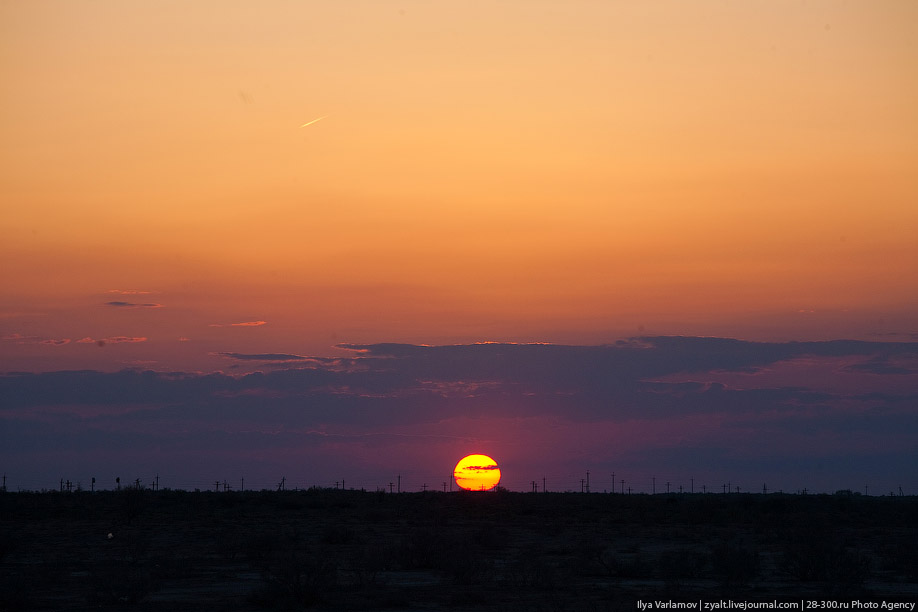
691, 478, 694, 493
397, 474, 401, 494
652, 476, 655, 495
620, 479, 625, 494
580, 478, 585, 493
666, 481, 671, 494
586, 470, 590, 493
612, 472, 615, 494
543, 476, 546, 493
763, 483, 767, 495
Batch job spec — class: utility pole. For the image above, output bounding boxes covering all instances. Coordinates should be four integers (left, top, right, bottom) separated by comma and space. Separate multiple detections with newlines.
612, 472, 615, 494
666, 481, 670, 494
398, 474, 401, 494
586, 470, 590, 493
580, 478, 585, 493
652, 476, 655, 495
763, 483, 767, 495
620, 479, 625, 494
543, 476, 546, 493
690, 478, 694, 494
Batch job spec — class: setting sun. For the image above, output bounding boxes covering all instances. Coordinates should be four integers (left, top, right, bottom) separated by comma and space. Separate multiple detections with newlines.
454, 454, 501, 491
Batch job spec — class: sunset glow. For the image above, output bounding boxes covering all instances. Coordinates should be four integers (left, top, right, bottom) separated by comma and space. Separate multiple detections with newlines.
0, 2, 916, 494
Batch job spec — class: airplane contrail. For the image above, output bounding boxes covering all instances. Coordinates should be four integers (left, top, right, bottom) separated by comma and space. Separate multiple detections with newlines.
300, 115, 328, 128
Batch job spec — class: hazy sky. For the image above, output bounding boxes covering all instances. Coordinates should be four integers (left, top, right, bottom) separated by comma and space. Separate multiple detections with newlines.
1, 2, 916, 492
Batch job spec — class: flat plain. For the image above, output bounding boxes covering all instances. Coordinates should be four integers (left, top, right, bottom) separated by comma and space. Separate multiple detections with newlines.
1, 489, 916, 610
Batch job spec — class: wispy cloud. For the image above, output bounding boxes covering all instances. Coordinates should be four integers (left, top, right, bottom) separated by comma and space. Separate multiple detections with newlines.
2, 333, 41, 343
106, 289, 154, 295
75, 336, 148, 345
209, 320, 267, 327
3, 333, 70, 345
217, 352, 309, 361
105, 301, 163, 309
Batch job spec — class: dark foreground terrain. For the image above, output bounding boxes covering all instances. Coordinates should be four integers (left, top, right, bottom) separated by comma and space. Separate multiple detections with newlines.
1, 489, 916, 611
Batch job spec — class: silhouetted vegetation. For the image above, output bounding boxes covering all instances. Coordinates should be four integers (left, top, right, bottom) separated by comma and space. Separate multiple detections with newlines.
0, 489, 916, 609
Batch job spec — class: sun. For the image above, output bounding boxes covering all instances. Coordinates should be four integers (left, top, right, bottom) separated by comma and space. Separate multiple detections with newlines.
453, 454, 501, 491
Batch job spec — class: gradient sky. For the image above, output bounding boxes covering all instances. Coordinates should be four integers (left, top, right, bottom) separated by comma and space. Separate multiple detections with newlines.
1, 2, 916, 493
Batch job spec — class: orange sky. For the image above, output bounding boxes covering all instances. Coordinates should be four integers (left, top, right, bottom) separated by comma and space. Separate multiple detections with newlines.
2, 1, 917, 372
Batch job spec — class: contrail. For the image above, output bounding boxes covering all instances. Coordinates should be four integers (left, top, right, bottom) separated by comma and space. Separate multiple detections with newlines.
300, 115, 328, 128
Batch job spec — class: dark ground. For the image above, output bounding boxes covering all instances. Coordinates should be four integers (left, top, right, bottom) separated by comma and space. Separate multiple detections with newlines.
1, 488, 916, 611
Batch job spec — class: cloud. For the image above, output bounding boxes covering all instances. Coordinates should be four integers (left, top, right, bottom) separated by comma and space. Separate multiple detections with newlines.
2, 333, 42, 343
75, 336, 148, 346
1, 337, 915, 492
209, 321, 267, 327
843, 355, 916, 375
3, 333, 70, 346
104, 301, 163, 309
217, 352, 310, 361
106, 289, 154, 295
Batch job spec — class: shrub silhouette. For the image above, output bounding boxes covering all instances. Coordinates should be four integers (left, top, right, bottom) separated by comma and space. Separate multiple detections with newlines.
709, 539, 761, 588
